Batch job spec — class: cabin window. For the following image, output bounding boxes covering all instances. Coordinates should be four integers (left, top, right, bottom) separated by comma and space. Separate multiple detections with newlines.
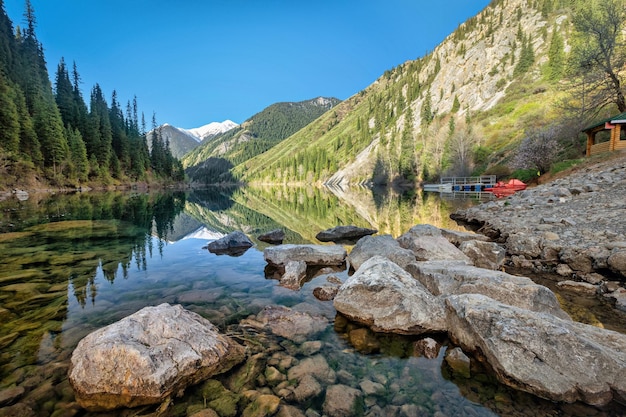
620, 126, 626, 141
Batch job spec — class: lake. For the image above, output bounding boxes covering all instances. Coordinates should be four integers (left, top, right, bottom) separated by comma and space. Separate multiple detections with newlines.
0, 187, 623, 417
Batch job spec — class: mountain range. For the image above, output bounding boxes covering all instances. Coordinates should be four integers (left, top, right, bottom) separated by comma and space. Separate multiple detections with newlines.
181, 97, 341, 183
148, 120, 238, 159
177, 0, 623, 186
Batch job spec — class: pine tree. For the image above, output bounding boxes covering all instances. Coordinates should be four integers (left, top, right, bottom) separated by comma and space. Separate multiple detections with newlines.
66, 125, 88, 182
0, 73, 20, 154
546, 25, 565, 81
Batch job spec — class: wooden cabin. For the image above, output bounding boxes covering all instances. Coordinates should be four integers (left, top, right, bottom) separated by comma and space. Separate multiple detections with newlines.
582, 111, 626, 156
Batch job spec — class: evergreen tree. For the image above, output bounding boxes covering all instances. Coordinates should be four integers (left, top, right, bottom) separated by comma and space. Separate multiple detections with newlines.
54, 58, 76, 126
88, 84, 112, 168
514, 33, 535, 76
0, 73, 20, 154
66, 125, 88, 182
109, 90, 130, 170
546, 25, 565, 81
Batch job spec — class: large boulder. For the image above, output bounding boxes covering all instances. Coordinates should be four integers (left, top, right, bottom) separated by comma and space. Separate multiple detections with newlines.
207, 231, 253, 256
333, 256, 447, 334
397, 225, 471, 263
347, 234, 415, 270
264, 244, 346, 267
446, 294, 626, 406
315, 225, 377, 243
68, 303, 245, 411
406, 261, 570, 320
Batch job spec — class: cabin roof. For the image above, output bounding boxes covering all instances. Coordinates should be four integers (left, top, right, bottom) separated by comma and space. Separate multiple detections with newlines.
582, 111, 626, 132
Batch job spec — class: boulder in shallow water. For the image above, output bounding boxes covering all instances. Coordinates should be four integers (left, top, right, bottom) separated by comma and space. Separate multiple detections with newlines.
207, 231, 253, 256
334, 256, 447, 334
68, 303, 245, 411
446, 294, 626, 406
406, 260, 570, 320
258, 229, 285, 244
264, 244, 346, 267
315, 225, 377, 243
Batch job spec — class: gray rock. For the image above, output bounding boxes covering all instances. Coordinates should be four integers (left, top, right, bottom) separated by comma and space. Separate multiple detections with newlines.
288, 355, 336, 385
68, 303, 245, 411
556, 280, 598, 295
407, 261, 570, 320
359, 379, 385, 396
312, 285, 339, 301
607, 250, 626, 277
398, 225, 471, 262
445, 347, 471, 378
506, 233, 542, 258
280, 260, 307, 290
446, 294, 626, 406
264, 244, 346, 267
459, 240, 506, 270
556, 263, 574, 277
323, 384, 363, 417
258, 229, 285, 244
348, 234, 415, 270
276, 405, 307, 417
243, 305, 329, 343
440, 227, 490, 246
315, 225, 377, 242
412, 337, 441, 359
334, 256, 447, 334
289, 374, 323, 403
207, 231, 253, 256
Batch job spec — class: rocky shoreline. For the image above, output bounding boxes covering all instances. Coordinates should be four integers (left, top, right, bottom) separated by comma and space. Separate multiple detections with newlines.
451, 154, 626, 311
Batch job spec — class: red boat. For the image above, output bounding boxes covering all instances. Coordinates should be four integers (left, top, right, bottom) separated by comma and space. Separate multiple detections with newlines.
484, 179, 527, 197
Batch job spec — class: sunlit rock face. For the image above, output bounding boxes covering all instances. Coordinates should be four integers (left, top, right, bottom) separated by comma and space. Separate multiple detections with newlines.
69, 303, 245, 411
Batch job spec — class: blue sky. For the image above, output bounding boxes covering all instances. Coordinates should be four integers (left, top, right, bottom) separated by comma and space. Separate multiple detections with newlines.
4, 1, 490, 128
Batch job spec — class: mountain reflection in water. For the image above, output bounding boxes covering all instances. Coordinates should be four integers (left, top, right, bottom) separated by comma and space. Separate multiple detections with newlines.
0, 187, 623, 417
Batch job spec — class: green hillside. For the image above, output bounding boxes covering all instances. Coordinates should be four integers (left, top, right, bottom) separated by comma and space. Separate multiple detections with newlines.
237, 0, 625, 186
182, 97, 341, 183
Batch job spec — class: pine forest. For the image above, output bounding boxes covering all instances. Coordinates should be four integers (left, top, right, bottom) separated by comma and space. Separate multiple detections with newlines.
0, 0, 184, 190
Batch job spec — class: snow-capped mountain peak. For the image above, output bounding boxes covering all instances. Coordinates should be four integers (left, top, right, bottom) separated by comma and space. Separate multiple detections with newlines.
182, 120, 238, 142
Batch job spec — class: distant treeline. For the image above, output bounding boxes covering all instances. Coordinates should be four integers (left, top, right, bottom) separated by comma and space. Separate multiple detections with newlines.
0, 0, 183, 188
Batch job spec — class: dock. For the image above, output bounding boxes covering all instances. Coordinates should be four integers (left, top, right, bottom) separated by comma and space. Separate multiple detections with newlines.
424, 175, 497, 192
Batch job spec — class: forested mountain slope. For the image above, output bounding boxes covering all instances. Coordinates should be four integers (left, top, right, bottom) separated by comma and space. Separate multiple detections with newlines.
0, 1, 183, 189
182, 97, 341, 183
237, 0, 625, 186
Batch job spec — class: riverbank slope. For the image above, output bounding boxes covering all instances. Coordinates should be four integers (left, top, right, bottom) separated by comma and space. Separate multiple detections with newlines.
452, 151, 626, 311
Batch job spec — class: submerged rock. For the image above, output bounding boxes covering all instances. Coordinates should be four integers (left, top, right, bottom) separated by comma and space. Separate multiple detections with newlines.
323, 384, 363, 417
68, 303, 245, 411
315, 225, 377, 243
242, 305, 329, 343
